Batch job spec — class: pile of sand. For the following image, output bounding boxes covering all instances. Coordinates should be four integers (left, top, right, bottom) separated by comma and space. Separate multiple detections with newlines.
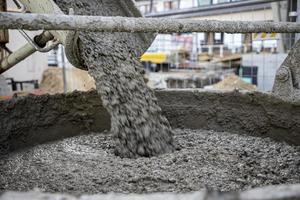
210, 74, 257, 91
40, 68, 95, 94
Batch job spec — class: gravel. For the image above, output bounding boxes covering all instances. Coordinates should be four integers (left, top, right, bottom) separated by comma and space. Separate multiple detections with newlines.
0, 129, 299, 195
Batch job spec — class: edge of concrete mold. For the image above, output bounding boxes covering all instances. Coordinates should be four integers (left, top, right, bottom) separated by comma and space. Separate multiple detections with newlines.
0, 89, 299, 154
158, 89, 300, 146
1, 184, 300, 200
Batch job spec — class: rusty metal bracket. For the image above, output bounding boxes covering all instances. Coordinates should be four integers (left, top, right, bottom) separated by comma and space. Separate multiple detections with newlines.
18, 29, 60, 53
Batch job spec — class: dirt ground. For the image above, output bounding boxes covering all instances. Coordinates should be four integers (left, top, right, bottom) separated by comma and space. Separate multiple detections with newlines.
1, 129, 299, 195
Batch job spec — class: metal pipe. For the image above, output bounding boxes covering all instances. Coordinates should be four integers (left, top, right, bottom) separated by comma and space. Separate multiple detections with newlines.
0, 42, 36, 73
1, 12, 300, 33
297, 0, 300, 40
0, 31, 54, 74
60, 45, 67, 93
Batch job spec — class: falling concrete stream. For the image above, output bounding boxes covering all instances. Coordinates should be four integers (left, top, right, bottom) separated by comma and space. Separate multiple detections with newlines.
41, 0, 177, 158
79, 32, 175, 158
56, 0, 175, 158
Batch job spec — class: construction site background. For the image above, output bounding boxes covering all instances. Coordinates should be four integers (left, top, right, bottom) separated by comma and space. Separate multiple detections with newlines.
0, 0, 299, 98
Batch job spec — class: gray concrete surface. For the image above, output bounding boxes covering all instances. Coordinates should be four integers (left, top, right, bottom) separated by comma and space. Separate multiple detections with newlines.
0, 91, 110, 154
0, 90, 299, 198
1, 89, 300, 155
1, 129, 299, 194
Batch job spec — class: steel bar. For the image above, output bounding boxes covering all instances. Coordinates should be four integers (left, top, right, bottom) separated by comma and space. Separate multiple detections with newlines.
60, 45, 67, 94
1, 12, 300, 33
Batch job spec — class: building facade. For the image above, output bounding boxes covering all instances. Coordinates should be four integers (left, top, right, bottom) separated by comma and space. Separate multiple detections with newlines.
136, 0, 297, 91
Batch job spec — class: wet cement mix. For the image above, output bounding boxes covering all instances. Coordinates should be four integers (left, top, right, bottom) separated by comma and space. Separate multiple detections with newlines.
0, 129, 299, 194
2, 0, 299, 195
80, 37, 175, 158
72, 1, 175, 158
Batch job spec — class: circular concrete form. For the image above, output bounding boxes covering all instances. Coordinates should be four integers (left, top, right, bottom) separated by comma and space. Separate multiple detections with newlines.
0, 90, 299, 198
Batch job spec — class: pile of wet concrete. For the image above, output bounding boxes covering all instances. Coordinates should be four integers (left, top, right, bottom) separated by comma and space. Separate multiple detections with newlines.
1, 129, 299, 194
0, 90, 299, 198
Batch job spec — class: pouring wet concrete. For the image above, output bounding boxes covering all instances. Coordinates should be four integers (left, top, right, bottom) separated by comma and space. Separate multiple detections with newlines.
0, 90, 299, 195
1, 128, 299, 195
57, 0, 173, 158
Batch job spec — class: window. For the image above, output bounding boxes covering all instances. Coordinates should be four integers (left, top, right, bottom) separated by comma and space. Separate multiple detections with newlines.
198, 0, 211, 6
212, 0, 230, 4
202, 33, 224, 45
198, 0, 245, 7
164, 0, 179, 11
214, 33, 224, 44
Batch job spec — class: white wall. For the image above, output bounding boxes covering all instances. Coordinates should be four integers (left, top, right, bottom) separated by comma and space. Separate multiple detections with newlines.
224, 33, 242, 52
137, 0, 198, 13
179, 0, 196, 9
192, 9, 274, 21
242, 54, 287, 91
